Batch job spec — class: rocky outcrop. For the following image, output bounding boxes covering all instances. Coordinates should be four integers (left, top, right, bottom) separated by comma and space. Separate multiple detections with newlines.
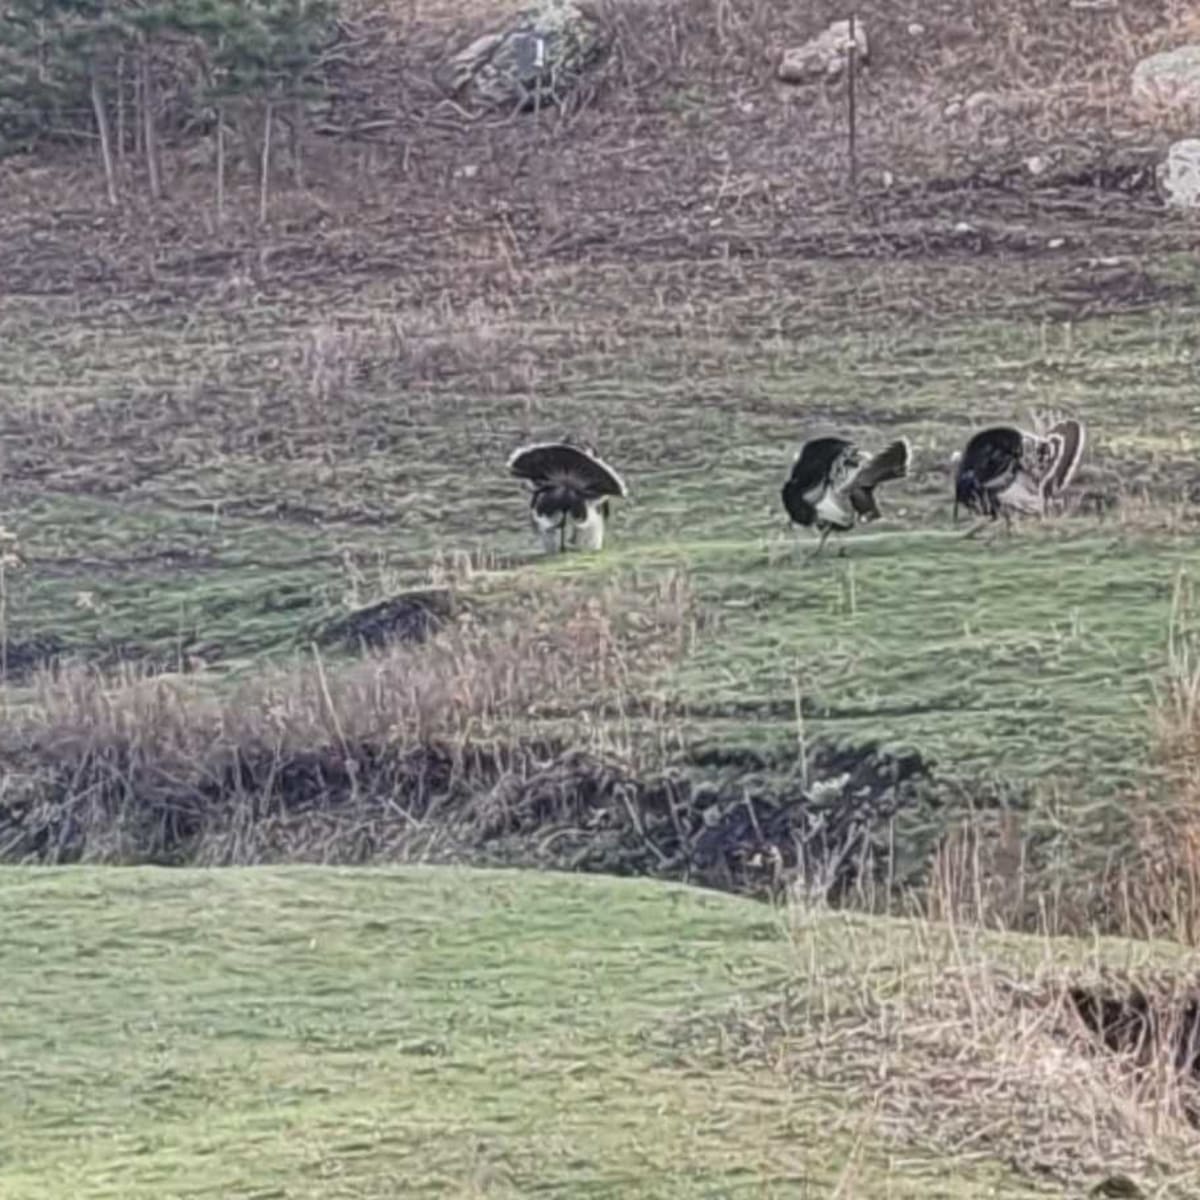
440, 0, 608, 112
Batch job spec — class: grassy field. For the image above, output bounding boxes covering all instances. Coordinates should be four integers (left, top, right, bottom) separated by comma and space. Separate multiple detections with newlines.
8, 2, 1200, 1195
3, 253, 1200, 797
3, 865, 1198, 1199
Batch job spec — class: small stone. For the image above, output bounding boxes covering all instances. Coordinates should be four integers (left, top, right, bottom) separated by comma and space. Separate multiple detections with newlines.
778, 19, 869, 85
1132, 44, 1200, 110
1158, 137, 1200, 209
906, 22, 925, 36
1025, 153, 1050, 176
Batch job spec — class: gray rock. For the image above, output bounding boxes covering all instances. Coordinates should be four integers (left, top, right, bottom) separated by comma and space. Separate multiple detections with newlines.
778, 19, 868, 85
1157, 137, 1200, 209
440, 0, 607, 112
1132, 44, 1200, 111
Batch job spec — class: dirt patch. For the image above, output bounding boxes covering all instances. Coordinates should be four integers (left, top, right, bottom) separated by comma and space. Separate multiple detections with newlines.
0, 729, 932, 899
0, 634, 210, 684
314, 588, 461, 651
1044, 262, 1196, 321
0, 634, 68, 681
1069, 977, 1200, 1086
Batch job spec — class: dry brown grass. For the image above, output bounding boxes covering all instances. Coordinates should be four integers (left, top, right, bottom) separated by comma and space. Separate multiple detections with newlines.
0, 570, 697, 864
1090, 572, 1200, 949
746, 908, 1200, 1194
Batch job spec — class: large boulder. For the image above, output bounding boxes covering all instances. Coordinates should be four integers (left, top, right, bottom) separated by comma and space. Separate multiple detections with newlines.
1158, 138, 1200, 210
1132, 44, 1200, 111
778, 19, 869, 85
440, 0, 607, 112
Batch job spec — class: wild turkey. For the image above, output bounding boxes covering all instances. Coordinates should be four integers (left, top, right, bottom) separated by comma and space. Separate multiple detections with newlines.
781, 436, 911, 557
507, 440, 627, 553
953, 416, 1086, 534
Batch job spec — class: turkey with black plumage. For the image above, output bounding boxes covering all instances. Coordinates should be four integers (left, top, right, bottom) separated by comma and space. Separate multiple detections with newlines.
507, 440, 627, 554
953, 417, 1086, 534
781, 435, 911, 557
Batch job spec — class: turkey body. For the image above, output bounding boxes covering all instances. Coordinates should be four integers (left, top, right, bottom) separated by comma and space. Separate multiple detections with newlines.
954, 418, 1086, 524
782, 436, 911, 556
508, 441, 626, 553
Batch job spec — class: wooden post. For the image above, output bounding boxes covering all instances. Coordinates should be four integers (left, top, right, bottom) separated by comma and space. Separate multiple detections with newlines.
847, 8, 859, 204
259, 99, 274, 223
291, 94, 304, 190
141, 46, 162, 200
116, 52, 126, 167
216, 104, 225, 222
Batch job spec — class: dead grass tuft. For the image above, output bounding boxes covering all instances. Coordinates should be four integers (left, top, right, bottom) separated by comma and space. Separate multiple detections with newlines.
1090, 572, 1200, 949
0, 572, 696, 864
666, 908, 1200, 1194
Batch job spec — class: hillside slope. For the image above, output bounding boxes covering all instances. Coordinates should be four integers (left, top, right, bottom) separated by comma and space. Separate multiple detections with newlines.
3, 867, 1199, 1197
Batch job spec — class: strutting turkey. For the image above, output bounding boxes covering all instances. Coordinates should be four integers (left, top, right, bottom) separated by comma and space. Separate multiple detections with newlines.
781, 436, 911, 558
953, 416, 1086, 535
507, 440, 627, 553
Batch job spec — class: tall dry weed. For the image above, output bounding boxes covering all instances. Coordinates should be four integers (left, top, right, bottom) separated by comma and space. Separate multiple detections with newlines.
916, 570, 1200, 948
1104, 571, 1200, 947
0, 571, 696, 864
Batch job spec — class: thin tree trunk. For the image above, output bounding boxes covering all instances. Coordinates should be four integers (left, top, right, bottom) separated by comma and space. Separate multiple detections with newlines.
258, 98, 273, 223
847, 9, 858, 205
141, 47, 161, 200
290, 94, 303, 190
89, 66, 119, 207
133, 55, 143, 157
115, 53, 126, 166
215, 104, 225, 221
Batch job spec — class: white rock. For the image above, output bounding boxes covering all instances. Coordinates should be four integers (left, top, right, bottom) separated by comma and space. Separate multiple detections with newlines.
907, 22, 925, 36
1024, 153, 1050, 176
778, 19, 868, 85
1132, 44, 1200, 110
1158, 138, 1200, 209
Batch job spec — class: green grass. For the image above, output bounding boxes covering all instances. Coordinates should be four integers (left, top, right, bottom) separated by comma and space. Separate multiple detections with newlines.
4, 255, 1200, 794
4, 865, 1187, 1198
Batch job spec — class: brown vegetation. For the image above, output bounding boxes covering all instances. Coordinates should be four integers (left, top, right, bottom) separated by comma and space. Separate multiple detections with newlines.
4, 0, 1200, 929
3, 0, 1197, 301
